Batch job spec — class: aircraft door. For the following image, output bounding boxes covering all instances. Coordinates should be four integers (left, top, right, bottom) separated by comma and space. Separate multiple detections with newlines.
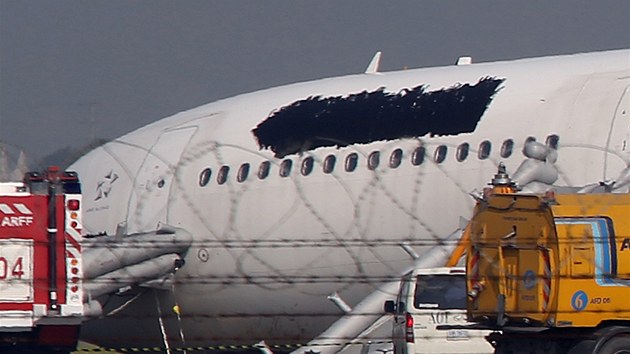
605, 84, 630, 180
127, 126, 197, 234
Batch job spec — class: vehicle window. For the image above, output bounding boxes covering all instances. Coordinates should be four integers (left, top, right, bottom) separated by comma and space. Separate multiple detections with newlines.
434, 145, 447, 163
237, 163, 250, 183
389, 148, 403, 168
217, 165, 229, 185
301, 157, 314, 176
546, 134, 559, 150
323, 155, 336, 174
411, 146, 425, 166
199, 168, 211, 187
368, 151, 380, 170
501, 139, 514, 158
345, 153, 358, 172
279, 159, 292, 177
414, 274, 466, 310
396, 274, 412, 315
456, 143, 469, 162
478, 140, 491, 159
258, 161, 270, 180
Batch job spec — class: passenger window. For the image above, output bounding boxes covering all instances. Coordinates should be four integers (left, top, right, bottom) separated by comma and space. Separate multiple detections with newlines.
301, 157, 314, 176
546, 134, 559, 150
525, 136, 536, 145
389, 149, 403, 168
323, 155, 336, 174
258, 161, 270, 180
199, 168, 212, 187
434, 145, 447, 163
279, 159, 292, 177
411, 146, 425, 166
237, 163, 250, 183
217, 166, 229, 185
345, 153, 358, 172
501, 139, 514, 158
456, 143, 469, 162
368, 151, 380, 170
478, 140, 491, 160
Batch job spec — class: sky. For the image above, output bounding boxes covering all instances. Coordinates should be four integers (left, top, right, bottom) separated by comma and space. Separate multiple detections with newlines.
1, 0, 629, 166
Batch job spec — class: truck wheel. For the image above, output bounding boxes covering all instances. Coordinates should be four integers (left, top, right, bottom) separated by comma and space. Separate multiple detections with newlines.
598, 336, 630, 354
568, 339, 596, 354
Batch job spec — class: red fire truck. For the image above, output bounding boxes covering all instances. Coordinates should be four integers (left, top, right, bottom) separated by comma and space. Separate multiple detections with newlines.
0, 167, 83, 353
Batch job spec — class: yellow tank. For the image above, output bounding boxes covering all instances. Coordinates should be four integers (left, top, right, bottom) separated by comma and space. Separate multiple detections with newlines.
461, 165, 630, 352
467, 191, 630, 328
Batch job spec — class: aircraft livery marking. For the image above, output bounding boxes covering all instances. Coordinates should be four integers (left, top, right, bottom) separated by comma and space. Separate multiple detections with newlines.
252, 77, 505, 157
95, 170, 119, 201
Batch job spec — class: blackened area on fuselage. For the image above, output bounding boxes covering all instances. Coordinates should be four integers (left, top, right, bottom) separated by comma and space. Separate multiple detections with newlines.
252, 77, 505, 158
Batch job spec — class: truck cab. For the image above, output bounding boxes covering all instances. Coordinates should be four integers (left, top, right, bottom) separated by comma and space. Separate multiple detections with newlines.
0, 167, 84, 353
465, 165, 630, 353
386, 267, 493, 354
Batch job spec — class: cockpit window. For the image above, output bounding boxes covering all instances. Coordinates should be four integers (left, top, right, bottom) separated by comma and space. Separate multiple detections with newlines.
414, 274, 466, 310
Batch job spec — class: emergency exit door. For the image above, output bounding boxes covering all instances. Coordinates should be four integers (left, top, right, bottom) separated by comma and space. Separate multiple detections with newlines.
126, 126, 197, 234
605, 84, 630, 180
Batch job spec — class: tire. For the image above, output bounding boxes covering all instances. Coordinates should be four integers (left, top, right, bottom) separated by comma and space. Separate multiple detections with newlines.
598, 336, 630, 354
567, 339, 596, 354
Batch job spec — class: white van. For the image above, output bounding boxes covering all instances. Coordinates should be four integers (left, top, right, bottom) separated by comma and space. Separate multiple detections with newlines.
384, 267, 494, 354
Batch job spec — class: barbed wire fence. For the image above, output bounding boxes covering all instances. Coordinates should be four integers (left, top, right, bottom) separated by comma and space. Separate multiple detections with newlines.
2, 137, 629, 353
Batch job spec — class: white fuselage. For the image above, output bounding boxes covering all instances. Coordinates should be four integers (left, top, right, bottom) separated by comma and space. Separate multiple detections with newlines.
71, 50, 630, 346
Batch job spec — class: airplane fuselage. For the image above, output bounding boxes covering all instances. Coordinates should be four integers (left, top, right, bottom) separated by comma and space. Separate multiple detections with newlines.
72, 50, 630, 346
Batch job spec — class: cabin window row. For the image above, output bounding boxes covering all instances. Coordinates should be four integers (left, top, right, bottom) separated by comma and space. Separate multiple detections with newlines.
198, 135, 559, 186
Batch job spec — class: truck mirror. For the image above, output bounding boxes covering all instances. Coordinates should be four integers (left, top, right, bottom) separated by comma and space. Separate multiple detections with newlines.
384, 300, 396, 314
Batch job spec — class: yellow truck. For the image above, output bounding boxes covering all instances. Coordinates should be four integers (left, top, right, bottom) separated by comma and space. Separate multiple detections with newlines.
464, 166, 630, 353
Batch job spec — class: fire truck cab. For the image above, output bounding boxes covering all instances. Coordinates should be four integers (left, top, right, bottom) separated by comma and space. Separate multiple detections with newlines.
0, 167, 83, 353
